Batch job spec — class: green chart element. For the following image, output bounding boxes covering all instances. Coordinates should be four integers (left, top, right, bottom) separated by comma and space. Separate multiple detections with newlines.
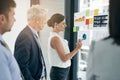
73, 26, 79, 32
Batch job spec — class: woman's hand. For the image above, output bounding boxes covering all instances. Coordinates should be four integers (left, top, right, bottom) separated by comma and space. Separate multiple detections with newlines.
76, 39, 82, 50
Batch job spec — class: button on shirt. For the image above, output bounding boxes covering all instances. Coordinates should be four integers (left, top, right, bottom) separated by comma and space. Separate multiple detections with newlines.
0, 34, 22, 80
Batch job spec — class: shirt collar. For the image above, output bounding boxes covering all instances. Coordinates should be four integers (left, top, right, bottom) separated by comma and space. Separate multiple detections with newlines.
0, 34, 4, 41
28, 25, 39, 37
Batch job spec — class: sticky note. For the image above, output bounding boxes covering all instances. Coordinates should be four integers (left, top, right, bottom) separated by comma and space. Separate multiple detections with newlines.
86, 9, 90, 16
73, 26, 79, 32
94, 9, 99, 16
86, 19, 89, 25
89, 18, 93, 24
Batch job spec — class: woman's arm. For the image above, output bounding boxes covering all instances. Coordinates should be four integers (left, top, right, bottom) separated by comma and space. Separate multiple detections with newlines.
51, 36, 82, 62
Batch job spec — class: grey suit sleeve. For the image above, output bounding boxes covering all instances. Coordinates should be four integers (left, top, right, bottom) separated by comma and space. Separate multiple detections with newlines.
86, 41, 95, 80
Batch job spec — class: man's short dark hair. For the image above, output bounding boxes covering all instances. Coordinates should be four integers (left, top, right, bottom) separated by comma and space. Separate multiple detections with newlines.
0, 0, 16, 18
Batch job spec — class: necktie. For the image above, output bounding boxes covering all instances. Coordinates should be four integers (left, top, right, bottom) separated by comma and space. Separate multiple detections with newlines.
34, 34, 46, 79
0, 40, 11, 51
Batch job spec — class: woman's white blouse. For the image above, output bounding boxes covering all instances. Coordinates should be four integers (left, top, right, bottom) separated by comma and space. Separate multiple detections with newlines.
48, 32, 71, 68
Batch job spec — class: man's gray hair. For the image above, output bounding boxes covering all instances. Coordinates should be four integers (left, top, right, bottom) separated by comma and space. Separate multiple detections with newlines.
27, 5, 47, 21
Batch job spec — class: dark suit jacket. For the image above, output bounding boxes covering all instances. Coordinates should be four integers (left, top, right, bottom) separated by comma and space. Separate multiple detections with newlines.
14, 26, 46, 80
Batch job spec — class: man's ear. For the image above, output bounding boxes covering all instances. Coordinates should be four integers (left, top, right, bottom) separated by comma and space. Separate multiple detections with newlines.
0, 14, 5, 24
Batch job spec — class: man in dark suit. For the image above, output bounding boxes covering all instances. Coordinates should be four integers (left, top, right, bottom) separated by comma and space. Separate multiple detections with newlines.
14, 5, 47, 80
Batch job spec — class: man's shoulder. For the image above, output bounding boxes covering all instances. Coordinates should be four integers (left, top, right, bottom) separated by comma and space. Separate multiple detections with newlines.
0, 44, 11, 62
17, 26, 33, 39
